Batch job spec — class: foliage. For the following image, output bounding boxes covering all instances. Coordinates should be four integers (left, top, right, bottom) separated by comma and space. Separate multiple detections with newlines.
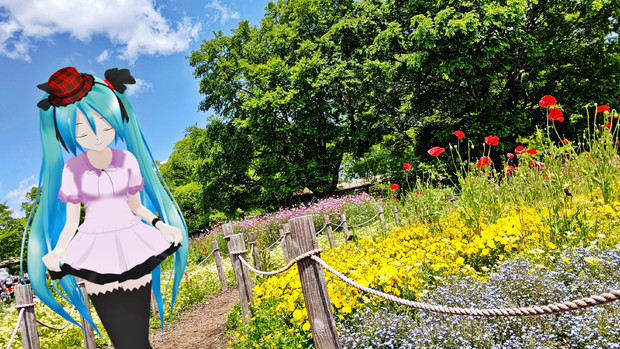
0, 187, 38, 272
400, 0, 620, 158
159, 126, 211, 235
0, 203, 24, 266
188, 0, 411, 211
183, 0, 620, 219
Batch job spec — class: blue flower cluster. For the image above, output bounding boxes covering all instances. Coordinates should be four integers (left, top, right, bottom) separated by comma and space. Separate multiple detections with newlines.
338, 247, 620, 348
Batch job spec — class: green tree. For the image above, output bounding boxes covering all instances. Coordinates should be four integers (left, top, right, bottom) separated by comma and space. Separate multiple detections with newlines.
189, 0, 404, 207
382, 0, 620, 156
0, 203, 24, 264
159, 126, 212, 235
187, 0, 620, 213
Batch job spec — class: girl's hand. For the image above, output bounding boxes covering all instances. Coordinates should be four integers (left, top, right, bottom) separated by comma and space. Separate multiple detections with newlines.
157, 223, 182, 246
42, 248, 67, 272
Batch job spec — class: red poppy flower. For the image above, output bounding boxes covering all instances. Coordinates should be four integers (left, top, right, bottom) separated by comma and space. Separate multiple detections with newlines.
529, 161, 535, 166
561, 139, 569, 145
539, 95, 557, 108
604, 123, 612, 129
515, 146, 526, 155
454, 130, 465, 139
597, 104, 610, 113
476, 156, 492, 168
548, 108, 564, 122
484, 135, 499, 146
527, 148, 537, 155
390, 183, 400, 190
506, 153, 514, 159
427, 146, 445, 157
403, 163, 412, 171
505, 165, 515, 175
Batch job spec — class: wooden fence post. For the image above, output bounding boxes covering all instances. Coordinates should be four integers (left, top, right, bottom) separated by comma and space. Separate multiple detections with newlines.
280, 229, 291, 263
150, 290, 159, 318
248, 232, 262, 279
377, 205, 387, 230
283, 223, 295, 261
341, 213, 350, 241
151, 289, 159, 318
323, 215, 336, 248
212, 240, 228, 291
227, 234, 254, 325
392, 206, 401, 227
222, 223, 234, 241
15, 284, 40, 349
76, 278, 97, 349
289, 215, 341, 349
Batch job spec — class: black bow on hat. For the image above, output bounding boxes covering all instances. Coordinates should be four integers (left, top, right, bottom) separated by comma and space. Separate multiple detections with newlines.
104, 68, 136, 94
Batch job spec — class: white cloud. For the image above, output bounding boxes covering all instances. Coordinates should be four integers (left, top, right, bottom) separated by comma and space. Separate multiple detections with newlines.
126, 78, 152, 97
62, 52, 82, 66
206, 0, 240, 26
0, 0, 201, 64
96, 49, 110, 64
6, 176, 36, 217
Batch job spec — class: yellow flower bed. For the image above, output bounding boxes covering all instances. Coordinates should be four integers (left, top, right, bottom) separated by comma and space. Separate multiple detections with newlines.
245, 195, 620, 342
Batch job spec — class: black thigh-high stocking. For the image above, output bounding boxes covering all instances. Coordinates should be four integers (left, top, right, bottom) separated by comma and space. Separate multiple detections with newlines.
89, 282, 153, 349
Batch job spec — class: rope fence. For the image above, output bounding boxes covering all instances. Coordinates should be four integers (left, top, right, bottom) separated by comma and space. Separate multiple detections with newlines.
266, 236, 284, 251
13, 202, 614, 349
238, 244, 322, 276
218, 213, 620, 349
5, 308, 24, 349
35, 306, 74, 331
311, 255, 620, 317
347, 213, 379, 228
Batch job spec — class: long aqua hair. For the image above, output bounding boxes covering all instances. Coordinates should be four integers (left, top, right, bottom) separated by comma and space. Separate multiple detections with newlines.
21, 72, 188, 334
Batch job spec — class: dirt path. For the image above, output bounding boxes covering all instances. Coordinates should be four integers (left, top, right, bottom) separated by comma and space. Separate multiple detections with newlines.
149, 286, 238, 349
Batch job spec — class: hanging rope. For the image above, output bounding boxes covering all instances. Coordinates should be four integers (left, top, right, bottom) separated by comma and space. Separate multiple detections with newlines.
5, 308, 24, 349
311, 255, 620, 317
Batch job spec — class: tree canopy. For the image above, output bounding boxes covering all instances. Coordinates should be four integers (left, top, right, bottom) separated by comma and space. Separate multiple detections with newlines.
179, 0, 620, 229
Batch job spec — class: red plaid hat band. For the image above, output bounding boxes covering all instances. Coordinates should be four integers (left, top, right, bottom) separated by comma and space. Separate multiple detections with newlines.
47, 67, 95, 107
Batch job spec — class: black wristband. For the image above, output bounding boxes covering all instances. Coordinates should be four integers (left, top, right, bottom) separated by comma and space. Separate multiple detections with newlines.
152, 217, 161, 227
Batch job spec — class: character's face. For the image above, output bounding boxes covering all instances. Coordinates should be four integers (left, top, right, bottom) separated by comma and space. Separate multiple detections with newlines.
75, 108, 115, 152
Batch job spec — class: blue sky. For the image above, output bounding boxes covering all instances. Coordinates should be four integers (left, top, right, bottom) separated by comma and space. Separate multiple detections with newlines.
0, 0, 270, 216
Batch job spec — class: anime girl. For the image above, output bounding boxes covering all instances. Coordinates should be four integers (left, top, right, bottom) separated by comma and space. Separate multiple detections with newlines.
23, 67, 189, 348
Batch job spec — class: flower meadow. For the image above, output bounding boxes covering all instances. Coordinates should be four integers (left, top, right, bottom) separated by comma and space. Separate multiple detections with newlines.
1, 98, 618, 347
227, 99, 620, 348
186, 193, 380, 267
338, 247, 620, 349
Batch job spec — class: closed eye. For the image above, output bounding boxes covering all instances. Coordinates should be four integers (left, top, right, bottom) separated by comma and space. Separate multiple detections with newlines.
103, 127, 113, 131
76, 134, 88, 138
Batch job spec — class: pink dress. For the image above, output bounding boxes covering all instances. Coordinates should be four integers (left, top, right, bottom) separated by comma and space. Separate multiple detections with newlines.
49, 148, 178, 284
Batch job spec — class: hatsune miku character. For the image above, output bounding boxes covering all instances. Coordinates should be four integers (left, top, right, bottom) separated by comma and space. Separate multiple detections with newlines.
23, 67, 189, 348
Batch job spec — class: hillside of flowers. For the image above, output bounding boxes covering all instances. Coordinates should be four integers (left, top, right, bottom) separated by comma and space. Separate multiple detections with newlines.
226, 99, 620, 348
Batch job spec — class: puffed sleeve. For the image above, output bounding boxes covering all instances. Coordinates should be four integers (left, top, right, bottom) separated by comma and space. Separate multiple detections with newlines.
126, 151, 145, 195
58, 161, 83, 204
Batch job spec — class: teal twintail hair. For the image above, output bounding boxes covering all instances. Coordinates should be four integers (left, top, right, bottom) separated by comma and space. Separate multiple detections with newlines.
21, 73, 189, 335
